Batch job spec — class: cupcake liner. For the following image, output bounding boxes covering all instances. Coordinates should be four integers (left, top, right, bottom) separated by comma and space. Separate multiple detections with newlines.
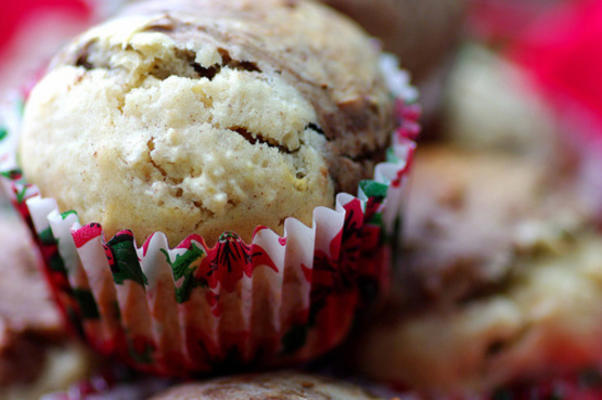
0, 56, 418, 376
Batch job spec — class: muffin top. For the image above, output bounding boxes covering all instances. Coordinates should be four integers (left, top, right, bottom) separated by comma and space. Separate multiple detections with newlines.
19, 0, 396, 246
149, 372, 383, 399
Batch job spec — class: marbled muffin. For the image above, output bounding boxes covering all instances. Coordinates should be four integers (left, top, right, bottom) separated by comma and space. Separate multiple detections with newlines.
149, 372, 383, 400
19, 0, 396, 246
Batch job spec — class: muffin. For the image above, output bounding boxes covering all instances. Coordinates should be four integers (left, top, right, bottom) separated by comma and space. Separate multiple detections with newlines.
149, 372, 384, 400
20, 0, 397, 246
443, 45, 561, 157
350, 146, 602, 396
0, 207, 92, 400
320, 0, 466, 82
5, 0, 416, 376
399, 145, 590, 307
320, 0, 466, 122
46, 371, 389, 399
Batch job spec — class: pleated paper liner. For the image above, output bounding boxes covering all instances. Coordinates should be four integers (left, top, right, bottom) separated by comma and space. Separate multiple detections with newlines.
0, 56, 419, 376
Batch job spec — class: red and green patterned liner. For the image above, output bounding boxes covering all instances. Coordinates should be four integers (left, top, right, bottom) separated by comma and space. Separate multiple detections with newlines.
0, 58, 418, 377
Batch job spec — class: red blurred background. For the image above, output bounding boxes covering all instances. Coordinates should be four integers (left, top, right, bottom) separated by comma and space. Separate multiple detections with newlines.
0, 0, 91, 51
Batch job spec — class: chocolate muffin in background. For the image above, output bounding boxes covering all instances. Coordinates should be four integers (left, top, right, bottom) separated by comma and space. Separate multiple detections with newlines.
321, 0, 466, 81
321, 0, 467, 121
0, 206, 93, 400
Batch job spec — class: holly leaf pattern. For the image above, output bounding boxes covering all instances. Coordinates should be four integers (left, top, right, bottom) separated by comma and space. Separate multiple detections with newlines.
359, 180, 388, 201
105, 232, 148, 286
0, 169, 21, 180
15, 185, 28, 204
165, 243, 205, 280
161, 243, 206, 304
60, 210, 78, 220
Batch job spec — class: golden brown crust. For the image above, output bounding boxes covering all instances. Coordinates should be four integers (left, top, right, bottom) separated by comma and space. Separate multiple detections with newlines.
149, 372, 383, 399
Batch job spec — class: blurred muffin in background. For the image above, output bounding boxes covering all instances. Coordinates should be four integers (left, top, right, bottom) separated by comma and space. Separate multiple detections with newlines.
320, 0, 466, 81
443, 45, 561, 156
0, 206, 93, 400
320, 0, 467, 122
400, 145, 591, 307
150, 372, 385, 400
45, 371, 397, 399
349, 145, 602, 397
